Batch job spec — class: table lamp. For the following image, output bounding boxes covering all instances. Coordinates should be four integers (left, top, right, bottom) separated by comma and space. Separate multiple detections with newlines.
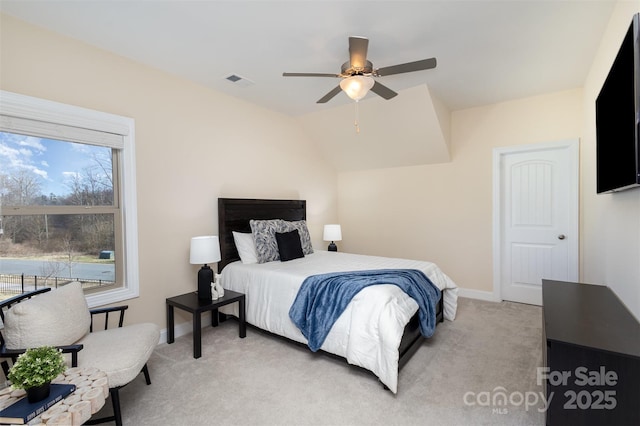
189, 235, 221, 300
323, 224, 342, 252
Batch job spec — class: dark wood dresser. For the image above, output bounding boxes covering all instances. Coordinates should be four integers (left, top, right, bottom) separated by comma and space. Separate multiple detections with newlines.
542, 280, 640, 426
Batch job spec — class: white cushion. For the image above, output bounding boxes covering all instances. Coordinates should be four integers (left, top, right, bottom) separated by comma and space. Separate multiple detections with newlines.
76, 322, 160, 388
232, 231, 258, 264
4, 282, 90, 349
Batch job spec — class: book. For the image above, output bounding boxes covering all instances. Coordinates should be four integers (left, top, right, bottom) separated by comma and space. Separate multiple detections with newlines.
0, 384, 76, 424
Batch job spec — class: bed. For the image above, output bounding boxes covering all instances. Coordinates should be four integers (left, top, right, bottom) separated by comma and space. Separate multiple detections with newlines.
217, 198, 458, 393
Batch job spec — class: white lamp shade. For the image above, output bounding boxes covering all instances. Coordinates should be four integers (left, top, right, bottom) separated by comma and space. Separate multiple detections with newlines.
339, 75, 374, 101
323, 224, 342, 242
189, 235, 221, 264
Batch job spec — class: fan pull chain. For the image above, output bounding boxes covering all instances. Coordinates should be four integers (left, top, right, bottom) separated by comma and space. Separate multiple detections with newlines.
354, 101, 361, 134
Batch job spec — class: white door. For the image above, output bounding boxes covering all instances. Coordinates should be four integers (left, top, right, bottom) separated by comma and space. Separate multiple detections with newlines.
493, 140, 579, 305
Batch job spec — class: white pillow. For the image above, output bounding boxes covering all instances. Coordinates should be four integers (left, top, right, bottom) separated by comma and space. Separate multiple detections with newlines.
4, 281, 91, 349
232, 231, 259, 264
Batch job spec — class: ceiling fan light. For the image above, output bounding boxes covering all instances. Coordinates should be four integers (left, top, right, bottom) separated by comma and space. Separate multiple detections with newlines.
340, 75, 374, 101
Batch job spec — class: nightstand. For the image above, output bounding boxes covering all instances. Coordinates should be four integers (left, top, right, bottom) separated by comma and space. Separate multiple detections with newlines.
166, 289, 246, 358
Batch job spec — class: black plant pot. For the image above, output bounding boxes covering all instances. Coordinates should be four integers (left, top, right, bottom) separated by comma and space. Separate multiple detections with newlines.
26, 382, 50, 403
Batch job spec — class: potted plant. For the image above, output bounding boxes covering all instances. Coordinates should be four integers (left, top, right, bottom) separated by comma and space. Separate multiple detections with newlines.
7, 346, 66, 403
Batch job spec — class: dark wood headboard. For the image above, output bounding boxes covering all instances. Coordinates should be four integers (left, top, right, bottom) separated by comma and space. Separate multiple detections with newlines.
217, 198, 306, 271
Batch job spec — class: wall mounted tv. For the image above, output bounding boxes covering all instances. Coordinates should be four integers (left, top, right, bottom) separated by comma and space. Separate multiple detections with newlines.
596, 13, 640, 194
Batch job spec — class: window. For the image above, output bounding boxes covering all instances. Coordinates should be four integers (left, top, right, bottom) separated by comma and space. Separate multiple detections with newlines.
0, 91, 139, 307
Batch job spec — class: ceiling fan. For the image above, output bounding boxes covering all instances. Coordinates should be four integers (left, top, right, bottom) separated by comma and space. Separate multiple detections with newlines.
283, 36, 437, 104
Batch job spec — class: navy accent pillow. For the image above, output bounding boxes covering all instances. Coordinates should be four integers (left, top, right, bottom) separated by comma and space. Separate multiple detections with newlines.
275, 230, 305, 262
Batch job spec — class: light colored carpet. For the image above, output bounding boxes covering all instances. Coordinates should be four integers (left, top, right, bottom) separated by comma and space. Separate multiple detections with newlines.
96, 297, 545, 426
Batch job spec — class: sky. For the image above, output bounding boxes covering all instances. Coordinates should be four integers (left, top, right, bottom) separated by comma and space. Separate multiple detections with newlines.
0, 131, 111, 198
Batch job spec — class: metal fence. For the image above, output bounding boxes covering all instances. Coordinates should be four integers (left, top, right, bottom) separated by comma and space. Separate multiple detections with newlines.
0, 273, 115, 298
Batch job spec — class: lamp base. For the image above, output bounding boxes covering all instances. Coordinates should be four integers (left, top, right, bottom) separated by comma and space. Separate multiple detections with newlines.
197, 265, 213, 300
328, 242, 338, 252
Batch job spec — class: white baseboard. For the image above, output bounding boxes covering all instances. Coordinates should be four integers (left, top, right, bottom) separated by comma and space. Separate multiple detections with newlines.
456, 287, 500, 302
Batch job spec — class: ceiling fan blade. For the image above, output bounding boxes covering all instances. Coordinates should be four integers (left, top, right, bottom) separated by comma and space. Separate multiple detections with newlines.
317, 86, 343, 103
283, 72, 341, 78
376, 57, 437, 77
348, 36, 369, 70
370, 81, 398, 100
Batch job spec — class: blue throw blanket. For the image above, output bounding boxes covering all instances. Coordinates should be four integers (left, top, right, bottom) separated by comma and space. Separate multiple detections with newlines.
288, 269, 441, 352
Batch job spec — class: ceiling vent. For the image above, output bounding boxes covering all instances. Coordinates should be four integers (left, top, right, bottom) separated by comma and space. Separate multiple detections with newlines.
223, 74, 254, 88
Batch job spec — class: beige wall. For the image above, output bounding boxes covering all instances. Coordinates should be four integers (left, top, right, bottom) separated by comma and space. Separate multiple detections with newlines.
0, 14, 339, 328
337, 89, 583, 293
338, 0, 640, 320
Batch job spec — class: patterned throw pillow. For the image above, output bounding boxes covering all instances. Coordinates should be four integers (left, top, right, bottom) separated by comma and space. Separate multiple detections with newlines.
250, 219, 287, 263
284, 220, 314, 255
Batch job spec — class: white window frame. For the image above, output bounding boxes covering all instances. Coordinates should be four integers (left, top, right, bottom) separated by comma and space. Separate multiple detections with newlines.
0, 90, 139, 307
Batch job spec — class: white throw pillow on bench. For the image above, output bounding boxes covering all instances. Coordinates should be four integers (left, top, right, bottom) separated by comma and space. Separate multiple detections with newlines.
4, 281, 91, 349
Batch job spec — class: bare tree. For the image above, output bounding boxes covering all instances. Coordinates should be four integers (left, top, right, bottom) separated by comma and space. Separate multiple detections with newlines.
0, 170, 44, 243
3, 169, 42, 206
39, 257, 65, 287
59, 233, 77, 279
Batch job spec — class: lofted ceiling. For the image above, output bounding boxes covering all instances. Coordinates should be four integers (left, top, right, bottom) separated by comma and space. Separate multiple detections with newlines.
0, 1, 616, 171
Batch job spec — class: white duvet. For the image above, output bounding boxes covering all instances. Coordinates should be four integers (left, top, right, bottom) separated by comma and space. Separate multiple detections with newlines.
218, 251, 458, 393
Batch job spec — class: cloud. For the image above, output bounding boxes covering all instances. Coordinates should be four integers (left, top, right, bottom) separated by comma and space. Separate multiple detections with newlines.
0, 132, 109, 196
0, 134, 47, 172
0, 143, 20, 160
18, 148, 33, 158
69, 142, 91, 153
29, 166, 48, 179
18, 136, 46, 152
0, 143, 27, 169
62, 171, 80, 180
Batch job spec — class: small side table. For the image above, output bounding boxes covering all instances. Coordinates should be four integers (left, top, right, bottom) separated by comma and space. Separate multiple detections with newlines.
0, 367, 107, 425
166, 289, 246, 359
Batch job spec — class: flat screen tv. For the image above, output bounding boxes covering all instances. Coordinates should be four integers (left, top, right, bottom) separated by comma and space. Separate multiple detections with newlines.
596, 13, 640, 194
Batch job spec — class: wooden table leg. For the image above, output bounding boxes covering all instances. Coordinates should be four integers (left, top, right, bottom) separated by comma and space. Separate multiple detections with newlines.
211, 308, 219, 327
239, 296, 246, 338
166, 304, 175, 344
193, 312, 202, 359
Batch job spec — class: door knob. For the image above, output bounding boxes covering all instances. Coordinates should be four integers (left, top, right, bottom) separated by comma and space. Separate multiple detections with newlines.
558, 234, 566, 240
